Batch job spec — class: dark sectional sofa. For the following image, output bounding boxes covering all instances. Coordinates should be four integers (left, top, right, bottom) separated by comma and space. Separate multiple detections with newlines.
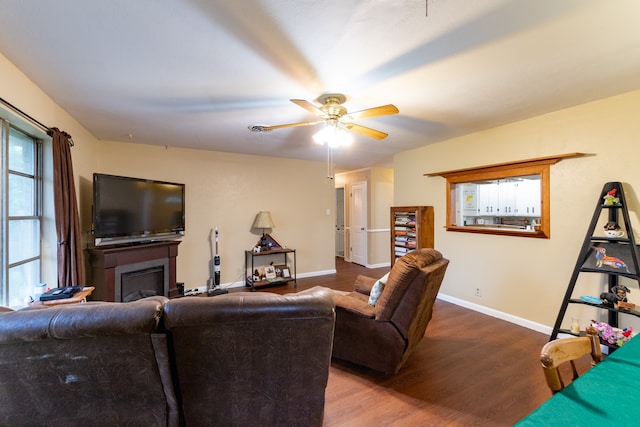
0, 286, 335, 427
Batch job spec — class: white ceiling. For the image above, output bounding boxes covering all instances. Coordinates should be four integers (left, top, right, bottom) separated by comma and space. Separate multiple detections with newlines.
1, 0, 640, 172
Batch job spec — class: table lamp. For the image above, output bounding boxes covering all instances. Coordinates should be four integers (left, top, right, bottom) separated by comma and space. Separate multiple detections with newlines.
253, 211, 274, 251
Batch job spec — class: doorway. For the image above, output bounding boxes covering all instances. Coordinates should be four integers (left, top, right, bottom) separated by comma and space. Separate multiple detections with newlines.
335, 187, 345, 257
350, 181, 368, 266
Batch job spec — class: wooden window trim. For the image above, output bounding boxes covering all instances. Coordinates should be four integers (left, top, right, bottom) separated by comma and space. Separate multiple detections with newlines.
425, 153, 583, 239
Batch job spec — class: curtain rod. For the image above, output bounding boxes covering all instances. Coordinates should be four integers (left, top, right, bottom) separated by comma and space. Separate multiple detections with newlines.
0, 96, 74, 146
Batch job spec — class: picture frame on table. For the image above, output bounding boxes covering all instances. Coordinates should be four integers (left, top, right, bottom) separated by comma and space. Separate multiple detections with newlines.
264, 265, 277, 280
281, 267, 291, 278
274, 264, 286, 277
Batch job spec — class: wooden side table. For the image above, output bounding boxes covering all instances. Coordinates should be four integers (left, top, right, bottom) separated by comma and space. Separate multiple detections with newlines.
32, 286, 96, 306
245, 248, 296, 291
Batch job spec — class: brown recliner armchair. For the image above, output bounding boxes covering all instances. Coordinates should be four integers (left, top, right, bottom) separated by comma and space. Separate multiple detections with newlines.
162, 286, 335, 427
331, 248, 449, 374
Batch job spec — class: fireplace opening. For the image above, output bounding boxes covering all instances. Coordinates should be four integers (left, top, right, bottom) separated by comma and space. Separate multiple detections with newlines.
122, 266, 164, 302
115, 258, 169, 302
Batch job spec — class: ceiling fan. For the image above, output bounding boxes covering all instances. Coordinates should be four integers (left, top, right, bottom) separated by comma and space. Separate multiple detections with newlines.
248, 93, 399, 141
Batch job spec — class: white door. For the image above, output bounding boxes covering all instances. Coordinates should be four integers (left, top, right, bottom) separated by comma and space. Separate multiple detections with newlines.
350, 182, 367, 266
335, 187, 345, 257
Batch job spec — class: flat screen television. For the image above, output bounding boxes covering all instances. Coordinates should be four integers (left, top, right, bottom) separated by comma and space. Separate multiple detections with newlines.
92, 173, 185, 246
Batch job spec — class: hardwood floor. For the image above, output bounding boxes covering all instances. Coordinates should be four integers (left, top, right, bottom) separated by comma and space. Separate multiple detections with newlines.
264, 258, 558, 426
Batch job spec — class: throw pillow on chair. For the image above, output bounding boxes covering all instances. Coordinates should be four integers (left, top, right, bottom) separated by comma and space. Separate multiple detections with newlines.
368, 272, 389, 306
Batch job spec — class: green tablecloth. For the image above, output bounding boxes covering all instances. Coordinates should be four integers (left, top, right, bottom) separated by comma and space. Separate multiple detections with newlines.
516, 335, 640, 426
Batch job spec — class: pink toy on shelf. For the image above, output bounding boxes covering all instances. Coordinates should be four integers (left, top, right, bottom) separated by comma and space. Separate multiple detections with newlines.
590, 320, 633, 347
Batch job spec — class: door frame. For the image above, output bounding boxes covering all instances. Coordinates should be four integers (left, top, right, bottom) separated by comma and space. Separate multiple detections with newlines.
349, 181, 368, 266
335, 187, 345, 257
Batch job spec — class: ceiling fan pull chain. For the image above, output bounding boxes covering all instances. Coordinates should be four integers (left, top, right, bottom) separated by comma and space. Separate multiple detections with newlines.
327, 145, 334, 180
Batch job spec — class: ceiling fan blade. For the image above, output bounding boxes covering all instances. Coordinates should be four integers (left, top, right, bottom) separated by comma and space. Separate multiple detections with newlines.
347, 104, 399, 120
250, 120, 323, 132
344, 123, 389, 140
290, 99, 325, 117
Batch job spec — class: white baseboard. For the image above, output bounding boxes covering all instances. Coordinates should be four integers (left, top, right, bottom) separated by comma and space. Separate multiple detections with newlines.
338, 260, 390, 269
225, 282, 246, 289
222, 268, 338, 289
437, 293, 552, 335
366, 262, 391, 269
297, 269, 337, 278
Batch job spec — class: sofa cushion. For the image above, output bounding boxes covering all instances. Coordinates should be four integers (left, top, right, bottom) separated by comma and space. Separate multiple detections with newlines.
375, 250, 443, 321
162, 286, 335, 427
333, 291, 375, 318
354, 275, 377, 295
0, 297, 178, 427
375, 258, 419, 321
405, 248, 443, 268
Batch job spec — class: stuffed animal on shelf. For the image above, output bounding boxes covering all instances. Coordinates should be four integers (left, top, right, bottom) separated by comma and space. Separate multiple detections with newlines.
613, 284, 631, 302
603, 189, 620, 205
600, 284, 631, 308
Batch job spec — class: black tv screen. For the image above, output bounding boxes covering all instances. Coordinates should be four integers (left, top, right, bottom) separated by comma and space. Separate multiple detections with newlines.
92, 173, 185, 246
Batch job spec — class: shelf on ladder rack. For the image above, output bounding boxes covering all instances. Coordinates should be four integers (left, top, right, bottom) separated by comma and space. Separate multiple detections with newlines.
549, 182, 640, 352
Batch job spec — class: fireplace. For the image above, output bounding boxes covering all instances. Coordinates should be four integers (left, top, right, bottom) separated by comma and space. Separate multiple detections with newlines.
116, 258, 169, 302
88, 241, 179, 302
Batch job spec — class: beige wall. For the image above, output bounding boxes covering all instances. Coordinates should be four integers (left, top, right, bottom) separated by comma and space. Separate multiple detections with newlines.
335, 167, 393, 267
369, 167, 394, 266
1, 51, 336, 292
92, 142, 336, 288
394, 90, 640, 332
1, 52, 100, 290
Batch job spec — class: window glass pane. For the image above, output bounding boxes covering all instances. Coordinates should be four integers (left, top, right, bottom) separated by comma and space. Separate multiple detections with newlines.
8, 219, 40, 264
453, 175, 540, 230
8, 173, 35, 216
2, 122, 42, 309
8, 259, 41, 308
8, 128, 35, 175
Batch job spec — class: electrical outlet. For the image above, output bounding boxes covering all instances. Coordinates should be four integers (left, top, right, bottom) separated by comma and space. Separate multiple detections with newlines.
475, 287, 482, 297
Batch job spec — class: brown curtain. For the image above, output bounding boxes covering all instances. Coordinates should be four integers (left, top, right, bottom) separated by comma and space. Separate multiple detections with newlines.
49, 128, 83, 287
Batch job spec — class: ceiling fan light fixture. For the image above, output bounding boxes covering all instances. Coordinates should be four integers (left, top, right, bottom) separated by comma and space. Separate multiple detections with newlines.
312, 127, 327, 145
334, 128, 353, 147
312, 122, 353, 147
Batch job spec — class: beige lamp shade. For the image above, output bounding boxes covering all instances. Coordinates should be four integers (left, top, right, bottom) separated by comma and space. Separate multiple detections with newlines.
253, 211, 274, 229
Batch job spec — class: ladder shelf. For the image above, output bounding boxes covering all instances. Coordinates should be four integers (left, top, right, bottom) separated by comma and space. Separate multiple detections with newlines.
550, 182, 640, 349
